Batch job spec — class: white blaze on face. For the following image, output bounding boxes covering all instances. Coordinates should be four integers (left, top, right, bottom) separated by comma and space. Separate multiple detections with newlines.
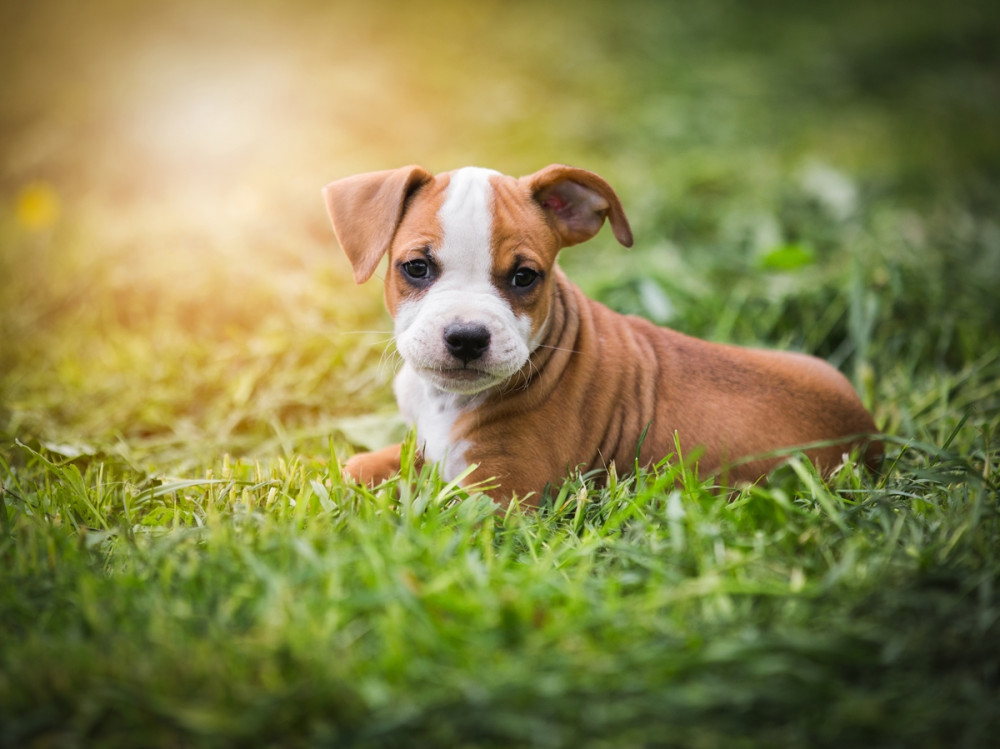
435, 166, 497, 295
393, 166, 535, 395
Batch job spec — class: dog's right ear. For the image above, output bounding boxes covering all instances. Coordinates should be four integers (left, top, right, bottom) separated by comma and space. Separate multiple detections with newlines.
322, 166, 433, 284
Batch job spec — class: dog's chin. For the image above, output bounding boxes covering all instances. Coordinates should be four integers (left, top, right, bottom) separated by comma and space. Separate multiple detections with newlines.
416, 365, 511, 395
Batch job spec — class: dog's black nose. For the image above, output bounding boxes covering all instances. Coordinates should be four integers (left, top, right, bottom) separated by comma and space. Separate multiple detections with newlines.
443, 323, 491, 365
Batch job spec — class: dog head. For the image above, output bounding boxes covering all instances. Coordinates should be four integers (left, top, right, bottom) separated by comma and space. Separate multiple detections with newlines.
322, 165, 633, 395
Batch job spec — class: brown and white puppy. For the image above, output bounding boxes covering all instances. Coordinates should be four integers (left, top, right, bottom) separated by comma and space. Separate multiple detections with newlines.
323, 164, 881, 504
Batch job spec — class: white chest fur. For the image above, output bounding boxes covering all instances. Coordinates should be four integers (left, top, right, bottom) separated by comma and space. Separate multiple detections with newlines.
393, 363, 481, 482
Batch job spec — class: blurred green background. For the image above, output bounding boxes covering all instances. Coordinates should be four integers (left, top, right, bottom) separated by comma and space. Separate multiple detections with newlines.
3, 3, 1000, 746
2, 0, 999, 464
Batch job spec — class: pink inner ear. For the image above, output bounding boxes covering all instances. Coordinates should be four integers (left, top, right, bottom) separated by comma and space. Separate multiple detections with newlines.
542, 194, 568, 212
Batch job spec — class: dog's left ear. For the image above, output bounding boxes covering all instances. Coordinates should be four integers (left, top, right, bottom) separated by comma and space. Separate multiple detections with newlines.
322, 165, 434, 284
526, 165, 633, 249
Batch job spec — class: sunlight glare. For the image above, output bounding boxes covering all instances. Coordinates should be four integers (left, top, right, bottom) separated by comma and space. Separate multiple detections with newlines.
120, 47, 296, 190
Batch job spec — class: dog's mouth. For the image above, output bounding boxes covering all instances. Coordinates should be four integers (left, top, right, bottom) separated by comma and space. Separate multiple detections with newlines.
416, 364, 510, 394
438, 367, 487, 380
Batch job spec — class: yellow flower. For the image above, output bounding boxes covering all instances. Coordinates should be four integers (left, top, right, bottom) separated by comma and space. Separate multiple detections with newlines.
16, 181, 61, 231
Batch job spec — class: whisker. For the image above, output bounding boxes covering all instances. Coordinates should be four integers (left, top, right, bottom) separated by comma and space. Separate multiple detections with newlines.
536, 343, 582, 355
500, 358, 537, 395
337, 329, 394, 337
377, 345, 402, 379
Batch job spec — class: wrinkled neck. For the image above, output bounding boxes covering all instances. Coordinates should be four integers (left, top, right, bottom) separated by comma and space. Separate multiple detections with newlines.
532, 267, 579, 370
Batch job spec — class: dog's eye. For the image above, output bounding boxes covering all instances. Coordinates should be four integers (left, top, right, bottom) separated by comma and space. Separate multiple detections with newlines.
401, 259, 431, 280
512, 268, 540, 289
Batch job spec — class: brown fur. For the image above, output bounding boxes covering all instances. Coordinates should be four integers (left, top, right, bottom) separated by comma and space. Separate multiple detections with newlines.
325, 165, 882, 504
457, 268, 881, 498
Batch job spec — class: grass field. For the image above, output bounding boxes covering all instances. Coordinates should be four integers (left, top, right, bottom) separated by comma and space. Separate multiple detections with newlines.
2, 0, 999, 746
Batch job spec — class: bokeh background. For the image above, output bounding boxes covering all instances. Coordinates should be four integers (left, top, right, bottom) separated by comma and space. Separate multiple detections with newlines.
4, 5, 1000, 745
2, 0, 999, 467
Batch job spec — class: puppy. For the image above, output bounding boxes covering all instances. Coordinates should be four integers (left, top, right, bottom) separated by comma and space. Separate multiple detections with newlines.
323, 164, 881, 503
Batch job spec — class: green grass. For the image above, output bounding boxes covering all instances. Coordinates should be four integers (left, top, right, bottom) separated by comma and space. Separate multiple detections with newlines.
2, 0, 1000, 746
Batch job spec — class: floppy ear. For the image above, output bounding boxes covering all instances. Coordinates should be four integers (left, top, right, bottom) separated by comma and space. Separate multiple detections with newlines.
526, 164, 633, 249
322, 165, 433, 283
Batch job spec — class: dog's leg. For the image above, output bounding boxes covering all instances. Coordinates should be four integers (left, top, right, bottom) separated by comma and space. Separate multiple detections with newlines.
342, 444, 406, 487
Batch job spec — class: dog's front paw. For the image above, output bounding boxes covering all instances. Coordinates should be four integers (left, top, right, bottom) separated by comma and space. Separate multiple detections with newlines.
342, 444, 404, 487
